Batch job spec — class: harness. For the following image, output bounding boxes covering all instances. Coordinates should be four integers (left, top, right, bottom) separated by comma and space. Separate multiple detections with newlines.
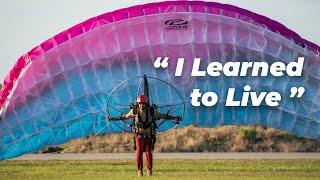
131, 103, 157, 135
131, 103, 158, 150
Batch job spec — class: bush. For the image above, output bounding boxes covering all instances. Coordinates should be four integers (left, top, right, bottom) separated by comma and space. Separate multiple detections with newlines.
41, 146, 64, 153
240, 127, 257, 140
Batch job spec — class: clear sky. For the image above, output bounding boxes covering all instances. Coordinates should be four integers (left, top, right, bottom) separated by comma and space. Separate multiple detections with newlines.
0, 0, 319, 81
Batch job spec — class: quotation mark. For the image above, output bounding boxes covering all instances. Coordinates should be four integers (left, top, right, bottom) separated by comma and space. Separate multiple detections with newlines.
290, 87, 305, 98
154, 57, 169, 69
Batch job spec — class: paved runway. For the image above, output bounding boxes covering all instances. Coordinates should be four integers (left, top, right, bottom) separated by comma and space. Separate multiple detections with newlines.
9, 153, 320, 160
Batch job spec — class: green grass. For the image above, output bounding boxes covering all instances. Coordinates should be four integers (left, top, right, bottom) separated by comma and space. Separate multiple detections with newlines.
0, 159, 320, 179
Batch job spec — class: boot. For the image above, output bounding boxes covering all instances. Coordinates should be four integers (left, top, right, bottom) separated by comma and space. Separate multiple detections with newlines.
137, 170, 143, 177
147, 169, 152, 176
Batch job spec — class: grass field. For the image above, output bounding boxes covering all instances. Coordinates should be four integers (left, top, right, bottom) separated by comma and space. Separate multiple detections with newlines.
1, 159, 320, 179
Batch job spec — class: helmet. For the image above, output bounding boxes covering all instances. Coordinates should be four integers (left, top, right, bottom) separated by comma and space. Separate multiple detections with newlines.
136, 95, 148, 104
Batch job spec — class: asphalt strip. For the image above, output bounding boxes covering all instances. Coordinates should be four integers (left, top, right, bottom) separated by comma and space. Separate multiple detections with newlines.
8, 153, 320, 160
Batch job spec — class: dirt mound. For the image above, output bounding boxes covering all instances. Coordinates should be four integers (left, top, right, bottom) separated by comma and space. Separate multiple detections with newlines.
50, 125, 320, 153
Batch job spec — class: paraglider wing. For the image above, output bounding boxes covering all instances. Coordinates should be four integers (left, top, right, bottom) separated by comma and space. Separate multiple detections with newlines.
0, 1, 320, 160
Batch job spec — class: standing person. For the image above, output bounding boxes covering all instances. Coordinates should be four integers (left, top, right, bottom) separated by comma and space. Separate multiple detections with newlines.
107, 94, 181, 176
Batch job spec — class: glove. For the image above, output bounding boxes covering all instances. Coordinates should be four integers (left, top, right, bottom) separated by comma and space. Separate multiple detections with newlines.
174, 116, 182, 123
107, 116, 115, 121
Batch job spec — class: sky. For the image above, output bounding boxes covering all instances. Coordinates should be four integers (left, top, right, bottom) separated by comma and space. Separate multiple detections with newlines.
0, 0, 319, 81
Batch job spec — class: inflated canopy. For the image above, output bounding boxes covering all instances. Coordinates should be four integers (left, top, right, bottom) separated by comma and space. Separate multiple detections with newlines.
0, 1, 320, 160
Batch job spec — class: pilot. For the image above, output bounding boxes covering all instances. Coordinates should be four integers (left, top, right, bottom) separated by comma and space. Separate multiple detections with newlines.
108, 94, 181, 176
